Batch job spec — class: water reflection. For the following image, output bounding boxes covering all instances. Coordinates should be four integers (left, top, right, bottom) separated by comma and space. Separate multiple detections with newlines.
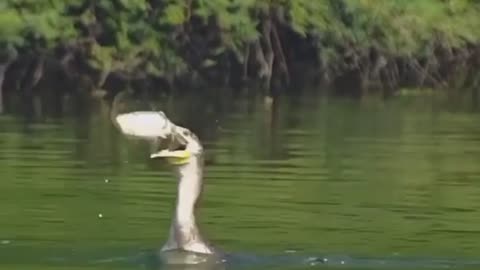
1, 94, 480, 270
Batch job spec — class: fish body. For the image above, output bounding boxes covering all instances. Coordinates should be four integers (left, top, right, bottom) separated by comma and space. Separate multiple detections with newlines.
115, 111, 174, 140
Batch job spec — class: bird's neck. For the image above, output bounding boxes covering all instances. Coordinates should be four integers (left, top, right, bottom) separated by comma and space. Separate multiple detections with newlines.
174, 158, 203, 227
163, 157, 213, 254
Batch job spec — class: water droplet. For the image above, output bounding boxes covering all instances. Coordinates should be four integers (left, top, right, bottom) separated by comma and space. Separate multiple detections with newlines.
341, 261, 345, 264
104, 179, 109, 183
98, 213, 103, 218
1, 240, 10, 245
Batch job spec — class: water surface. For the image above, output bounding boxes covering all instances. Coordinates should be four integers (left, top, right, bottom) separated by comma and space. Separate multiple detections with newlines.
1, 95, 480, 270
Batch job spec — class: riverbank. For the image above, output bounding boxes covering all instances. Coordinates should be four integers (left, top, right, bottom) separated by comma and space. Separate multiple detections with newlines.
1, 1, 479, 113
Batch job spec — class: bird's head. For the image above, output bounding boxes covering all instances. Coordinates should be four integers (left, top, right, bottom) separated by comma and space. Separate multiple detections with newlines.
150, 126, 203, 167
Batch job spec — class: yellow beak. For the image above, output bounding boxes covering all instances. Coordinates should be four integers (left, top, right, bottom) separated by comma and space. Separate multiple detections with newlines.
150, 149, 191, 165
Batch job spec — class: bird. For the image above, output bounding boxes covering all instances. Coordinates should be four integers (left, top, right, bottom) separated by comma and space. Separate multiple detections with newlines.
113, 111, 224, 266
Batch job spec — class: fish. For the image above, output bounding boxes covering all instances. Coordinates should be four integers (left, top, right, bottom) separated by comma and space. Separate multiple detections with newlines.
114, 111, 174, 140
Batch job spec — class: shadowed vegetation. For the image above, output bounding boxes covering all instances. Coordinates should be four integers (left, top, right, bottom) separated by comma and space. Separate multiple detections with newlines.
0, 0, 479, 113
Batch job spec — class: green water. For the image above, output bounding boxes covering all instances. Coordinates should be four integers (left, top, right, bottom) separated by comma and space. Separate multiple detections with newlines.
1, 95, 480, 270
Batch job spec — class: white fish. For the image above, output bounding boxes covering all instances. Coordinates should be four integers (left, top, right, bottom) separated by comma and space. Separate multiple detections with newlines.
114, 111, 174, 139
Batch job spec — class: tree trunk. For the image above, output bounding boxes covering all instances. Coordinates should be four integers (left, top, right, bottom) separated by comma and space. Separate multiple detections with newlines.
31, 56, 45, 89
271, 22, 290, 86
243, 44, 250, 81
0, 45, 18, 113
0, 64, 6, 113
472, 74, 479, 109
22, 55, 46, 95
254, 40, 269, 88
259, 17, 274, 93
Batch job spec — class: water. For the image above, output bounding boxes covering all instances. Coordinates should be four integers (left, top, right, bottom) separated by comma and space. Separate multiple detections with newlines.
1, 94, 480, 270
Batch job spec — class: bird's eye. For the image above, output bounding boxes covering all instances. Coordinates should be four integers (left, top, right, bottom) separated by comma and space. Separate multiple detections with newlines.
183, 130, 190, 136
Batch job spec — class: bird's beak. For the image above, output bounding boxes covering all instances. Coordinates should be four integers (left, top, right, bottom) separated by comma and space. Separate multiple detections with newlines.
150, 149, 191, 165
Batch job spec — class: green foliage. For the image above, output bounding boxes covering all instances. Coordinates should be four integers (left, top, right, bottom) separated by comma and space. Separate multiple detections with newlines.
0, 0, 479, 82
82, 0, 187, 76
162, 1, 187, 25
286, 1, 343, 38
1, 0, 77, 48
341, 0, 480, 54
0, 9, 25, 45
193, 0, 259, 57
